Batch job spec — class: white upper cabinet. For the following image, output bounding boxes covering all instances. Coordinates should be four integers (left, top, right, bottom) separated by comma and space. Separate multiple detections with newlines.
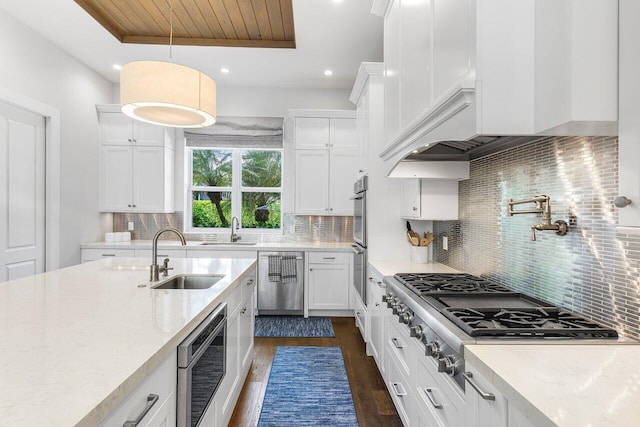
373, 0, 618, 167
97, 105, 175, 213
350, 62, 385, 177
291, 110, 357, 216
618, 0, 640, 228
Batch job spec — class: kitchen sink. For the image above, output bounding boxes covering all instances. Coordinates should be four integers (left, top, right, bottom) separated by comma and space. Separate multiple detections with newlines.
153, 274, 225, 290
197, 242, 257, 246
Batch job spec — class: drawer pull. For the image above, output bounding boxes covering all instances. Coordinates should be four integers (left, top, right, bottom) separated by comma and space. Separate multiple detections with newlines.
424, 388, 443, 409
463, 372, 496, 401
391, 382, 407, 397
376, 280, 384, 288
246, 278, 255, 285
323, 257, 336, 260
391, 338, 405, 349
102, 254, 116, 257
123, 393, 159, 426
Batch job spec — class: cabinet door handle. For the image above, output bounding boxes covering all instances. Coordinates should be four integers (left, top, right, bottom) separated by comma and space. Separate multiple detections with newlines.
240, 307, 247, 314
329, 208, 333, 212
391, 382, 407, 397
132, 204, 137, 208
127, 204, 132, 208
424, 388, 444, 409
246, 278, 254, 286
412, 206, 418, 211
391, 337, 405, 349
127, 138, 132, 143
102, 254, 116, 257
463, 372, 496, 401
123, 394, 159, 427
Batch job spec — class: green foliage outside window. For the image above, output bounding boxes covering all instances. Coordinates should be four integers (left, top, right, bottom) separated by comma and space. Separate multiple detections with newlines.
191, 148, 282, 229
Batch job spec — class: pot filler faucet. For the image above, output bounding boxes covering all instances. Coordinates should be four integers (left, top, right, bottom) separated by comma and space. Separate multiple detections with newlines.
150, 227, 187, 282
507, 195, 569, 241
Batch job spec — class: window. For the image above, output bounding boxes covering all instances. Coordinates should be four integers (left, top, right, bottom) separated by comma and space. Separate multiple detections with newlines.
189, 148, 282, 230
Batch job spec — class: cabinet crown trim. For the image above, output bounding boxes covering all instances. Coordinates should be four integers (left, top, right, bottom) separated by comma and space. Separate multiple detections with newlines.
349, 62, 384, 104
289, 109, 356, 119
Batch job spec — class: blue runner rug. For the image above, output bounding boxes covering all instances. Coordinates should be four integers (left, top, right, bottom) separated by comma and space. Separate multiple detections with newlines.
255, 316, 335, 337
258, 346, 359, 427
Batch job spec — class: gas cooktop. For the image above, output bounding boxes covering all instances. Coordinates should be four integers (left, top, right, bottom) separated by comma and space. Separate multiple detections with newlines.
393, 272, 618, 339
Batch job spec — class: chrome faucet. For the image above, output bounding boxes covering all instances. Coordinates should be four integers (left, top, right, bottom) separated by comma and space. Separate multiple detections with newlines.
150, 227, 186, 282
230, 216, 241, 242
507, 195, 569, 241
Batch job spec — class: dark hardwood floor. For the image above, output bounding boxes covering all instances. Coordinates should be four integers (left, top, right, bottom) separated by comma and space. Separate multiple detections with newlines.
229, 317, 403, 427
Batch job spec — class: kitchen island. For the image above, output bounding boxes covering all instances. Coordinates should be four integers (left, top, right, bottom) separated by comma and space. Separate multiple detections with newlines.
0, 257, 256, 426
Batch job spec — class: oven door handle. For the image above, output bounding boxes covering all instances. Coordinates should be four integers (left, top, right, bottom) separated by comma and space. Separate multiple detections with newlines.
350, 244, 365, 255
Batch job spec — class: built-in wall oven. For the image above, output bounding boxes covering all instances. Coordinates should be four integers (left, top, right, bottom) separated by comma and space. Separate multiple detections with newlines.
352, 176, 368, 305
177, 303, 226, 427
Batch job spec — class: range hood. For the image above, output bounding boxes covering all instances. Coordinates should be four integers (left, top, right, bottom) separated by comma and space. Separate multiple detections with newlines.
405, 135, 547, 162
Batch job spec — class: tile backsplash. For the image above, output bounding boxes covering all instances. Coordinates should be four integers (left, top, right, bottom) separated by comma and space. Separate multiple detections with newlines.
433, 136, 640, 340
113, 213, 353, 243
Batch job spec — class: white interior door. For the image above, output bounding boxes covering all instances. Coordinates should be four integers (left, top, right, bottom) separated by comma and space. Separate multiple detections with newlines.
0, 101, 46, 282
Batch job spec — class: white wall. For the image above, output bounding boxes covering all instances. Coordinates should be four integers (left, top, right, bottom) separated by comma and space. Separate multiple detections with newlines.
0, 9, 113, 267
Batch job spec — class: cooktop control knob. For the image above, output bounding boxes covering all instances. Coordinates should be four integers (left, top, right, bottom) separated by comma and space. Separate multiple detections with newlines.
386, 296, 397, 308
409, 325, 424, 339
399, 310, 414, 324
393, 304, 406, 315
437, 356, 457, 376
425, 341, 441, 358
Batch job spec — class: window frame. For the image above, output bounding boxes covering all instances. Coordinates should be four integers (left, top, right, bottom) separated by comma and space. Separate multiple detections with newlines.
186, 147, 283, 234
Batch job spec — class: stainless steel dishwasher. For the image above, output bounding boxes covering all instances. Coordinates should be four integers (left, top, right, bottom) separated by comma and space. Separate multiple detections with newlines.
258, 251, 304, 315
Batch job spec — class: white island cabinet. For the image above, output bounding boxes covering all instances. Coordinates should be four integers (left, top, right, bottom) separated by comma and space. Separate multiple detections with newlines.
0, 257, 256, 427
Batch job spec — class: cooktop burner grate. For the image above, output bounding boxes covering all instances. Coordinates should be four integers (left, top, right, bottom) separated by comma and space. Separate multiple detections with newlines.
394, 273, 513, 296
441, 307, 619, 338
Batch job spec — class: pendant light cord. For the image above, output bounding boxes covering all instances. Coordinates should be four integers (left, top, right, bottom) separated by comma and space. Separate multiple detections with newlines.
169, 0, 174, 59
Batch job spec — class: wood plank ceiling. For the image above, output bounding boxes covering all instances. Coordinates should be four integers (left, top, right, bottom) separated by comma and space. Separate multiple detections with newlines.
74, 0, 295, 48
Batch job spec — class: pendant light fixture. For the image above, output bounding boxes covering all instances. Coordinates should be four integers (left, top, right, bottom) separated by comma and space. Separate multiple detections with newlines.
120, 0, 216, 128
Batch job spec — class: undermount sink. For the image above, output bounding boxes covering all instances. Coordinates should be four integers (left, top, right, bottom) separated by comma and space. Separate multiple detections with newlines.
198, 242, 257, 246
152, 274, 225, 290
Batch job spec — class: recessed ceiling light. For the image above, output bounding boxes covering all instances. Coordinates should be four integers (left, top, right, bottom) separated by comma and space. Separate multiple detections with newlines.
113, 64, 122, 70
332, 0, 343, 3
221, 68, 230, 74
412, 150, 419, 153
424, 144, 430, 147
324, 70, 333, 76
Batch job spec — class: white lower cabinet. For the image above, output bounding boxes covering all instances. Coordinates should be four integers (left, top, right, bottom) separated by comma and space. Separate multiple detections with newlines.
367, 269, 386, 373
354, 294, 366, 341
213, 275, 256, 427
307, 252, 352, 311
99, 351, 177, 427
464, 362, 508, 427
415, 357, 466, 427
80, 248, 135, 263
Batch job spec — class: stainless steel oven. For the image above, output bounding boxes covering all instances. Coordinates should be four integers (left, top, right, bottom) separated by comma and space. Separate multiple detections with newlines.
352, 175, 367, 247
352, 176, 368, 305
178, 303, 226, 427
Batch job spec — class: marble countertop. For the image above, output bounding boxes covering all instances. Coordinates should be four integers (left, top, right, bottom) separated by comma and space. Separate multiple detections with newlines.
466, 344, 640, 427
0, 257, 256, 427
368, 259, 461, 276
81, 240, 354, 252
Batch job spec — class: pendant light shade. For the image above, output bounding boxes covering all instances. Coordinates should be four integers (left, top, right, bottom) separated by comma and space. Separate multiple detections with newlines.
120, 61, 216, 128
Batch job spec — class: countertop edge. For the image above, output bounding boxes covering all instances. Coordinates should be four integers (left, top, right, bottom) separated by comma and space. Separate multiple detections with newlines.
81, 241, 354, 252
76, 260, 257, 427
